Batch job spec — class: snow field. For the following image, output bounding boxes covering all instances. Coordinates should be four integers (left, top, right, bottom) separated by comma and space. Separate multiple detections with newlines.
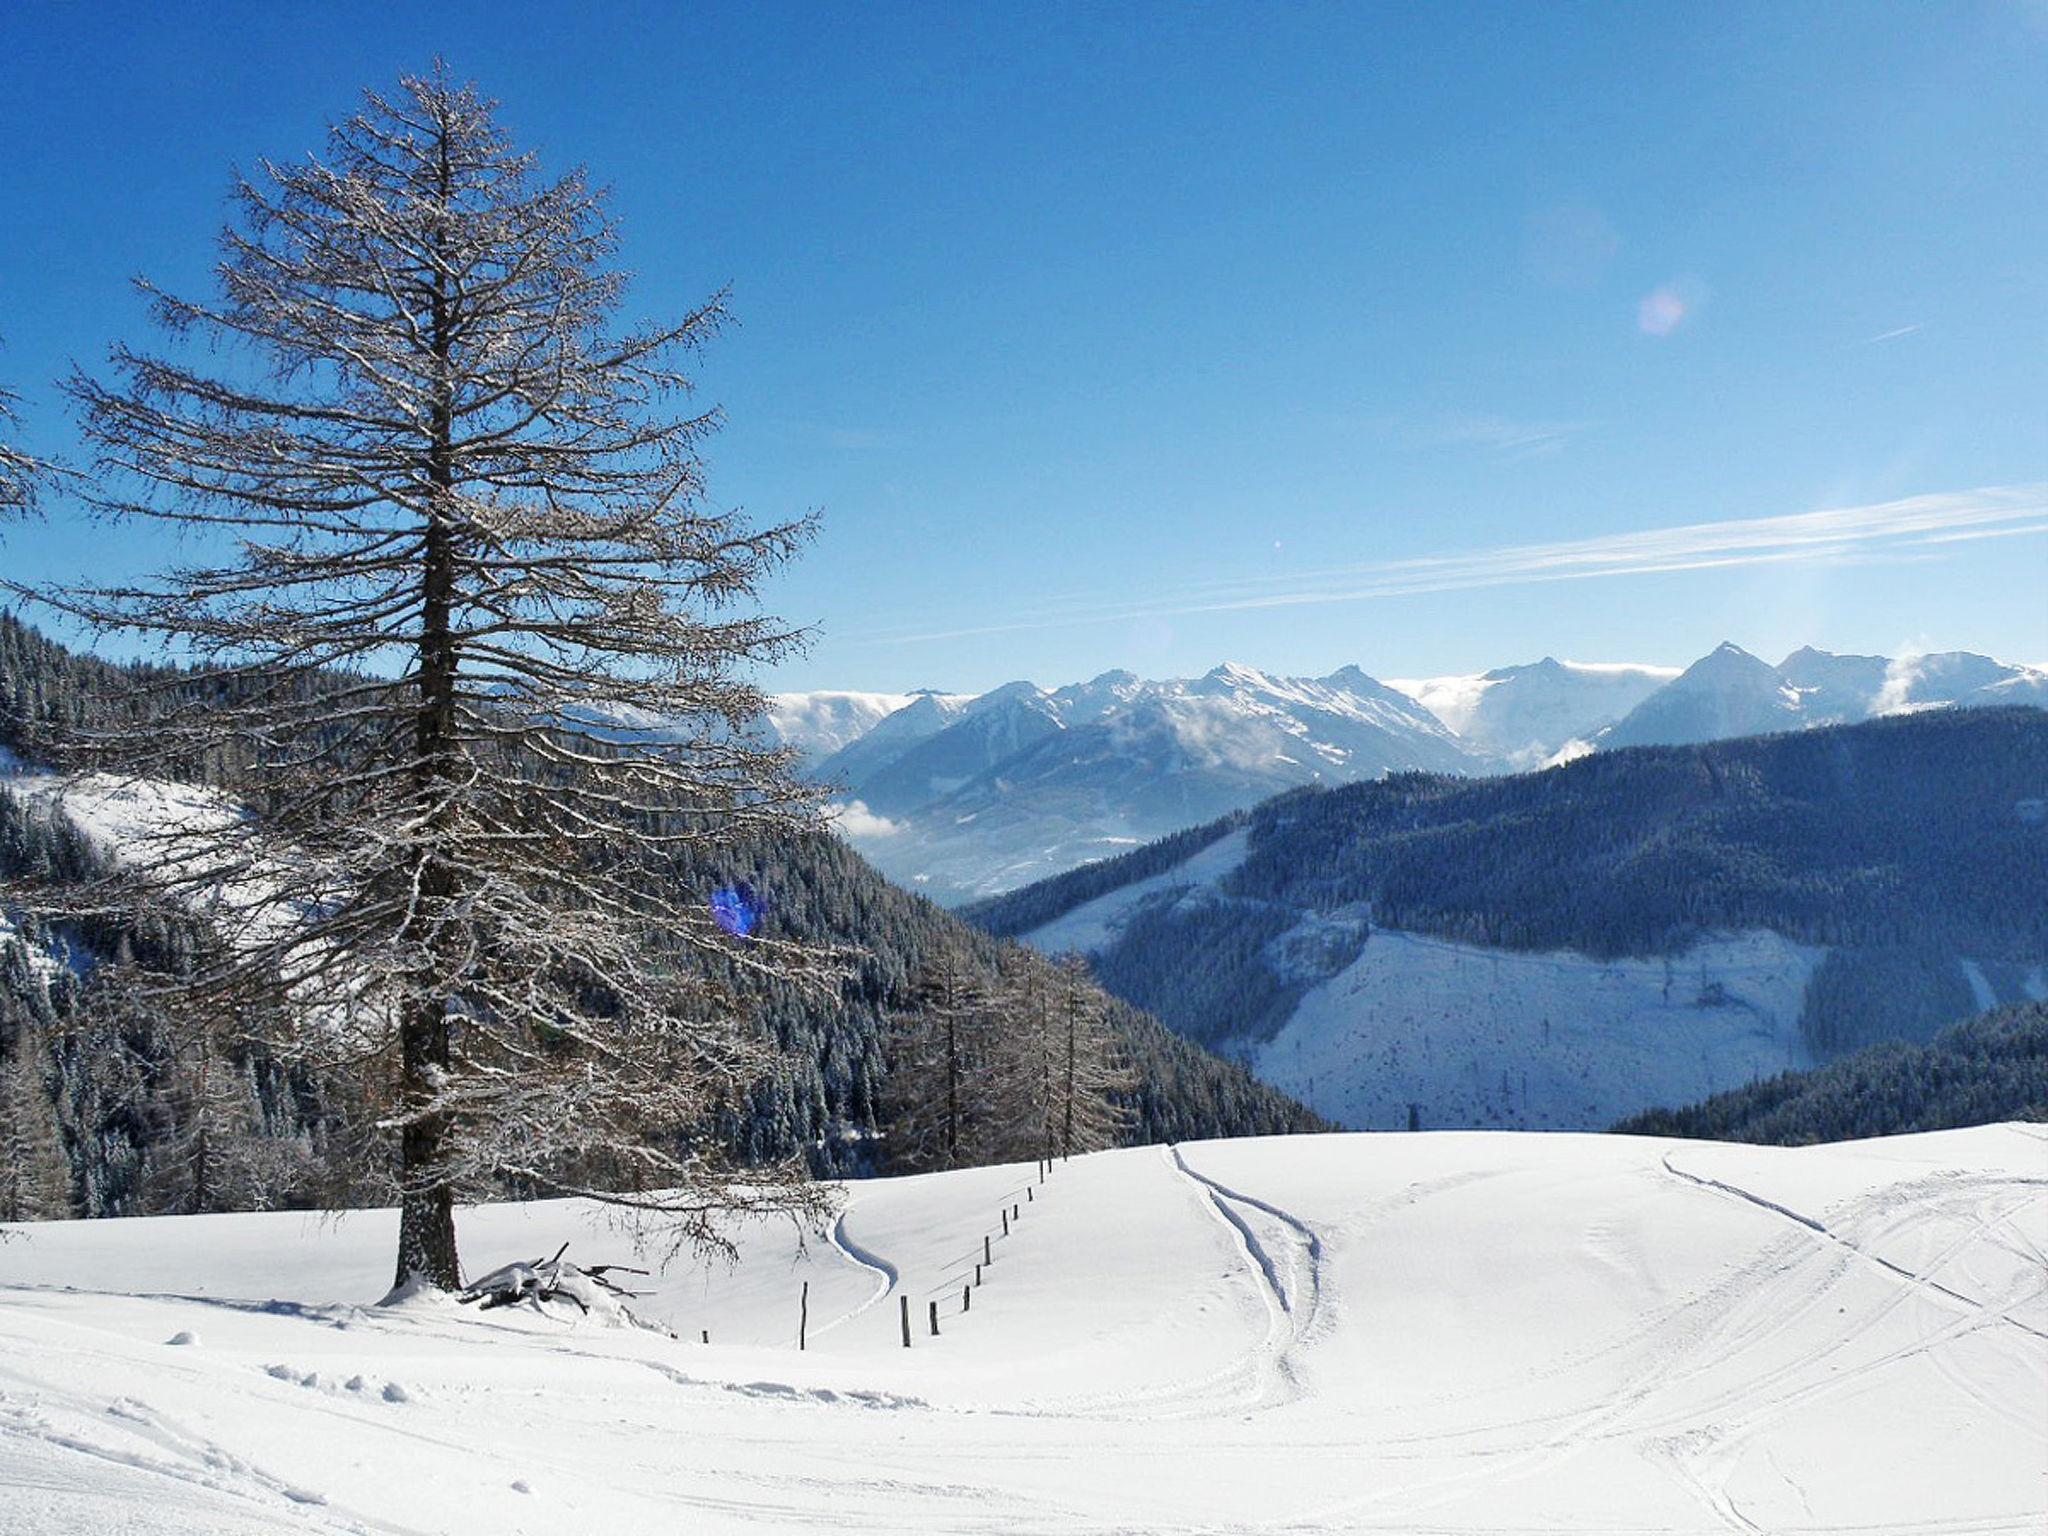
1256, 927, 1825, 1132
1, 1126, 2043, 1534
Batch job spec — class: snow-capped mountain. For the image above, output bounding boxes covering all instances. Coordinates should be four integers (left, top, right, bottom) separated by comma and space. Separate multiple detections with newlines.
779, 642, 2044, 902
1387, 657, 1679, 765
759, 690, 927, 771
823, 662, 1479, 901
1598, 642, 1807, 749
1601, 643, 2048, 750
806, 689, 979, 790
831, 680, 1069, 818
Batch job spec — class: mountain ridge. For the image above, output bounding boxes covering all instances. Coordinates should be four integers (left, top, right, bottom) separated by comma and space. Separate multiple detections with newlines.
790, 642, 2046, 901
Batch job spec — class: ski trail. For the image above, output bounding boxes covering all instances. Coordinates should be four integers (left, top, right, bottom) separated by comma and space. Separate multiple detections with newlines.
0, 1364, 430, 1535
1660, 1151, 2048, 1342
1306, 1162, 2044, 1533
1165, 1143, 1326, 1403
806, 1208, 897, 1341
1646, 1428, 1766, 1535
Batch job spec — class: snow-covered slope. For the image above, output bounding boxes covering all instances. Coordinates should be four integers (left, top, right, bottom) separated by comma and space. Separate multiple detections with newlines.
993, 706, 2048, 1132
2, 1127, 2041, 1533
1255, 927, 1825, 1131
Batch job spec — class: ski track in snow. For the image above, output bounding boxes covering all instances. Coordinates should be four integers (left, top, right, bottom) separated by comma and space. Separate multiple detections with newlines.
1660, 1151, 2048, 1342
808, 1212, 897, 1341
1163, 1142, 1327, 1410
2, 1131, 2043, 1534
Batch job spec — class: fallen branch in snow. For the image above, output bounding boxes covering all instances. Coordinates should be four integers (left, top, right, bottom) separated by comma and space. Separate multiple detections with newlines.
457, 1243, 650, 1317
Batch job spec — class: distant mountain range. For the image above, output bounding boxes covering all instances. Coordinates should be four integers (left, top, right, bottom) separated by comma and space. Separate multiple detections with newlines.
758, 643, 2047, 902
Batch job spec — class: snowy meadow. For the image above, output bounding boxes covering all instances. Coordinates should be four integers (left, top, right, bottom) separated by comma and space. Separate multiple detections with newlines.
4, 1126, 2043, 1534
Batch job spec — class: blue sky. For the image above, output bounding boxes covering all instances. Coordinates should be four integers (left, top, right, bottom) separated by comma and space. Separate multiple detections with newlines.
1, 2, 2043, 692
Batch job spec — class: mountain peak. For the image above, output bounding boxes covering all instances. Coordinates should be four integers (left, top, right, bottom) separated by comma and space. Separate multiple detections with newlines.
1321, 663, 1382, 691
1688, 642, 1771, 677
1200, 661, 1273, 690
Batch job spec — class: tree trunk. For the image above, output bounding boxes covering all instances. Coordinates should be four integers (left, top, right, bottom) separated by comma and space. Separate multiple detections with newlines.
944, 1007, 959, 1168
393, 123, 464, 1295
1063, 1008, 1076, 1159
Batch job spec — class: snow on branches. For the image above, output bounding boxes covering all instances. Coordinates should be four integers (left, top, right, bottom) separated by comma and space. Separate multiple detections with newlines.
20, 64, 837, 1290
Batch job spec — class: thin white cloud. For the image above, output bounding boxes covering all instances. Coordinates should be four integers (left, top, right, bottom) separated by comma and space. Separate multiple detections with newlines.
1430, 414, 1592, 458
842, 484, 2048, 648
1860, 324, 1923, 345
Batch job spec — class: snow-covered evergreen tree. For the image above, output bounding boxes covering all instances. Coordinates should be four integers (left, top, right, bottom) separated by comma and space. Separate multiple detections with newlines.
31, 66, 831, 1290
0, 1004, 72, 1223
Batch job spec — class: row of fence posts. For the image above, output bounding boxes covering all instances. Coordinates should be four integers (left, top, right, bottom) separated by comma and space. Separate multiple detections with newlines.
696, 1154, 1064, 1351
894, 1154, 1055, 1348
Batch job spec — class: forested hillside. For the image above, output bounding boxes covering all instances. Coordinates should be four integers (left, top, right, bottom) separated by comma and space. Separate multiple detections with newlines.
0, 615, 1323, 1221
980, 708, 2047, 962
969, 709, 2048, 1131
1613, 1002, 2048, 1144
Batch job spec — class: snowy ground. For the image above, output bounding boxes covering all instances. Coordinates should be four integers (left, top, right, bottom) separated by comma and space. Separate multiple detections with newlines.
2, 1127, 2044, 1534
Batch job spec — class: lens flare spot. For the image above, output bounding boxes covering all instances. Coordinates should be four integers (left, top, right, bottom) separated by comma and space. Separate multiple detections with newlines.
711, 882, 763, 939
1637, 288, 1688, 337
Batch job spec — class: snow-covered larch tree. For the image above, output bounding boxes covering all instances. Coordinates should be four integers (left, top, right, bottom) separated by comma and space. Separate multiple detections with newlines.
1043, 953, 1132, 1158
32, 66, 832, 1291
883, 949, 997, 1171
1000, 949, 1130, 1162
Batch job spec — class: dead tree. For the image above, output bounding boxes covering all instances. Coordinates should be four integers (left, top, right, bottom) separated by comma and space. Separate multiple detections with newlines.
27, 66, 832, 1291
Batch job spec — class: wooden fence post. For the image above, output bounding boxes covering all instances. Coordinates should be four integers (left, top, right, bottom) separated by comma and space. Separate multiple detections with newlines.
799, 1280, 808, 1351
963, 1284, 971, 1313
974, 1262, 982, 1286
1027, 1186, 1033, 1203
1002, 1209, 1009, 1237
900, 1294, 911, 1348
984, 1234, 992, 1266
701, 1329, 709, 1345
929, 1300, 940, 1337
